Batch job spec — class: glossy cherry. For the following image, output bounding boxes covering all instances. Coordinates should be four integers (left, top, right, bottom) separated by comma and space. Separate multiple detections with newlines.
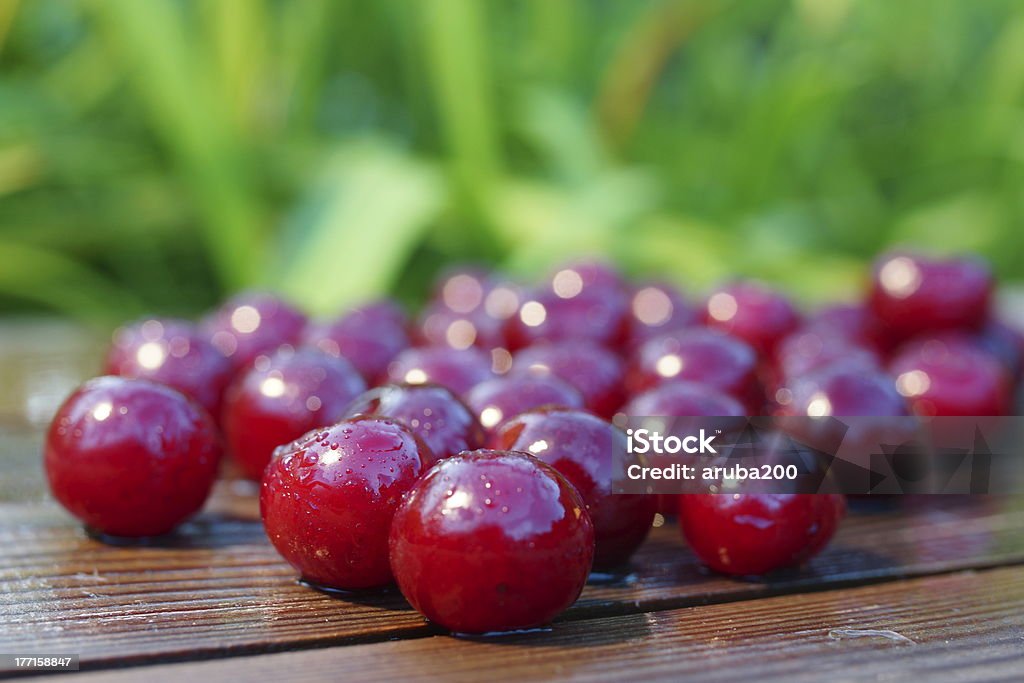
803, 304, 886, 351
261, 417, 429, 590
890, 338, 1013, 416
622, 380, 747, 419
627, 328, 761, 413
505, 262, 629, 350
772, 329, 882, 384
869, 252, 993, 343
344, 383, 485, 464
203, 292, 307, 373
625, 281, 700, 349
45, 377, 221, 537
679, 492, 846, 575
386, 346, 495, 396
222, 347, 367, 480
104, 317, 233, 420
302, 300, 410, 384
493, 408, 656, 568
389, 449, 594, 633
511, 341, 626, 418
464, 375, 584, 433
703, 281, 801, 356
780, 361, 909, 417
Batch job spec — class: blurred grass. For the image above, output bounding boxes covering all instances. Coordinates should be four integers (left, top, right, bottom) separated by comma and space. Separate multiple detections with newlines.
1, 0, 1023, 324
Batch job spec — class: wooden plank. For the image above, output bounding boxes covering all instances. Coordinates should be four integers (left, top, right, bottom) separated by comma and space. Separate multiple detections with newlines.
3, 483, 1024, 668
37, 566, 1024, 683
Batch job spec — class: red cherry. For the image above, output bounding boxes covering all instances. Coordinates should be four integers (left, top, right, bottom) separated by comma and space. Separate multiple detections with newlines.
389, 449, 594, 633
627, 328, 761, 413
679, 492, 846, 575
45, 377, 221, 537
779, 362, 909, 417
890, 337, 1012, 416
203, 292, 307, 372
223, 348, 366, 480
344, 384, 485, 464
704, 281, 801, 356
511, 341, 626, 418
416, 302, 509, 351
772, 329, 882, 385
804, 304, 887, 351
386, 346, 495, 396
622, 380, 747, 418
625, 281, 700, 349
261, 417, 429, 590
465, 375, 584, 433
302, 300, 410, 384
505, 262, 629, 350
869, 252, 993, 343
494, 408, 656, 568
104, 318, 233, 420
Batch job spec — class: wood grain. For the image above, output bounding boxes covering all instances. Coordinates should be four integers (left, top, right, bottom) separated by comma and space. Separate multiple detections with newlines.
40, 566, 1024, 683
3, 479, 1024, 668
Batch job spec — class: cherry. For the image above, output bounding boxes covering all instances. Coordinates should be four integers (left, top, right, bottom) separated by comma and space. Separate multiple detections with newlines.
779, 361, 909, 417
627, 328, 761, 413
203, 292, 307, 373
869, 252, 993, 343
511, 341, 626, 418
464, 375, 584, 433
389, 449, 593, 633
344, 384, 485, 464
45, 377, 221, 537
890, 337, 1012, 416
703, 281, 801, 356
505, 262, 629, 350
386, 346, 495, 396
494, 408, 656, 568
416, 302, 509, 352
679, 492, 846, 575
803, 304, 886, 351
625, 281, 700, 349
623, 381, 746, 420
303, 303, 410, 385
261, 417, 429, 590
772, 329, 882, 384
104, 317, 233, 420
911, 323, 1024, 381
222, 348, 367, 480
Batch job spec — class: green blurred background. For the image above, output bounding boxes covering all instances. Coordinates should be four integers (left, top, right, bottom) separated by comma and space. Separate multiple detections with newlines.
1, 0, 1023, 326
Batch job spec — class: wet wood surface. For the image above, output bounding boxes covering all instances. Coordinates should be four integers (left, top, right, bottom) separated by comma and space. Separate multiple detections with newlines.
2, 320, 1024, 681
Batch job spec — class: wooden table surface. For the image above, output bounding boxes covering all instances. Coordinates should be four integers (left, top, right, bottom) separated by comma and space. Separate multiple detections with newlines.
1, 321, 1023, 682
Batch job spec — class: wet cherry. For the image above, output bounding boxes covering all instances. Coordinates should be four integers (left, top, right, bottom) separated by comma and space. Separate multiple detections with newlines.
704, 281, 801, 356
511, 341, 626, 418
203, 292, 307, 373
465, 375, 584, 434
302, 300, 411, 384
869, 252, 993, 343
45, 377, 221, 537
679, 492, 846, 575
625, 281, 700, 349
386, 346, 495, 396
104, 317, 233, 420
890, 337, 1013, 416
505, 262, 629, 350
222, 347, 367, 480
344, 383, 485, 464
627, 328, 761, 413
389, 449, 594, 633
261, 417, 429, 590
494, 408, 656, 569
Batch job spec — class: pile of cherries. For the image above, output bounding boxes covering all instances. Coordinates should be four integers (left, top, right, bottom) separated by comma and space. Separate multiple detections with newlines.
44, 252, 1022, 634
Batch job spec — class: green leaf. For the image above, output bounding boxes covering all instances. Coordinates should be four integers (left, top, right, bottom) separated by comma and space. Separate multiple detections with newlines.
272, 142, 445, 315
